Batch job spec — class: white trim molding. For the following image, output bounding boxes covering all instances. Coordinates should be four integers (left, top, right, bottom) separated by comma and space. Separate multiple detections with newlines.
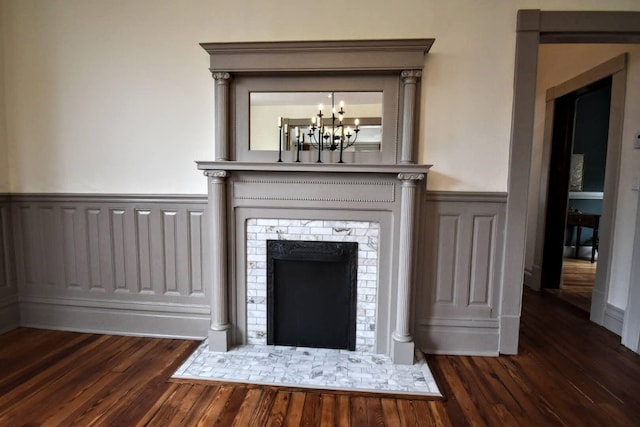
604, 304, 625, 336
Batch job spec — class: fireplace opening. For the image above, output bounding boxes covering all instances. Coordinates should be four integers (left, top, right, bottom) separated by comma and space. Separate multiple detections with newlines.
266, 240, 358, 350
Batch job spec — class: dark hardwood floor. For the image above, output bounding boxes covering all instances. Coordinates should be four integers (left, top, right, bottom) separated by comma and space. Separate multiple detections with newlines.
1, 288, 639, 426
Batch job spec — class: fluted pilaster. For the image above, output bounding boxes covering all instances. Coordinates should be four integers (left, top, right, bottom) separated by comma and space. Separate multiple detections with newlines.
212, 72, 232, 161
205, 170, 231, 351
392, 172, 424, 364
400, 70, 422, 164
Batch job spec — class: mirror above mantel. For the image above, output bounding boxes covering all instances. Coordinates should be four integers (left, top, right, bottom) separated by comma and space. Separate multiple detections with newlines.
200, 38, 434, 165
249, 91, 383, 153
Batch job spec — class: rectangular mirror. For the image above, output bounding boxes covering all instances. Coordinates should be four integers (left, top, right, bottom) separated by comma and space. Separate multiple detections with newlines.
250, 92, 383, 152
234, 74, 399, 164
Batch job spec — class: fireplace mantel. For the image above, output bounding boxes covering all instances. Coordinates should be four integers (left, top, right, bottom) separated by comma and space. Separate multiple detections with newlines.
200, 38, 433, 164
199, 161, 429, 364
198, 38, 432, 364
197, 161, 431, 176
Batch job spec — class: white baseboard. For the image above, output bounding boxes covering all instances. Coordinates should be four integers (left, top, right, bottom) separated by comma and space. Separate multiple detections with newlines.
524, 268, 533, 288
526, 264, 542, 291
499, 314, 521, 354
415, 319, 499, 356
19, 297, 210, 339
603, 304, 625, 336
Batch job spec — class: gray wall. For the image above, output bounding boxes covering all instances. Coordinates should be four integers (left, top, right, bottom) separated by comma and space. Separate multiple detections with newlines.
0, 192, 506, 355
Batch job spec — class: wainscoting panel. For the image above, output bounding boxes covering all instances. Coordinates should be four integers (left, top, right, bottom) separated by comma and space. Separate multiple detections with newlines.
0, 201, 9, 289
8, 194, 210, 338
3, 191, 510, 355
434, 215, 459, 305
0, 195, 19, 333
415, 192, 507, 355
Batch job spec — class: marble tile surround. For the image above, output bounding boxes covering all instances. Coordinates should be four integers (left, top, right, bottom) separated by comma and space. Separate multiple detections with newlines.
173, 340, 442, 397
246, 219, 380, 352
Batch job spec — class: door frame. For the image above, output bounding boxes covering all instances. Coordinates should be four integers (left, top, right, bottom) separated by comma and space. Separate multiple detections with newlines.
535, 59, 624, 317
501, 10, 640, 354
622, 189, 640, 352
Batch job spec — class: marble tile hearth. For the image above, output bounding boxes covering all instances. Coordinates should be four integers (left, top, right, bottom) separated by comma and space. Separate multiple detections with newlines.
172, 340, 442, 397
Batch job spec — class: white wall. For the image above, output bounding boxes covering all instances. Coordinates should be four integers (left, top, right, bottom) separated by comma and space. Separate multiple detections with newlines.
526, 44, 640, 309
2, 1, 639, 194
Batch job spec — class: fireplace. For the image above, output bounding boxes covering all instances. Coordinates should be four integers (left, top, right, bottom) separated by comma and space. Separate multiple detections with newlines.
197, 164, 429, 364
197, 39, 432, 364
267, 240, 358, 350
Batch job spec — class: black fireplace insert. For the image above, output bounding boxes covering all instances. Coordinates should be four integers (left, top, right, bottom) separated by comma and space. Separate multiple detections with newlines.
266, 239, 358, 350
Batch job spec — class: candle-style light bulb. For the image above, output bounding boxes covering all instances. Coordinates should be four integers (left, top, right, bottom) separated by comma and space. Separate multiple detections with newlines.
295, 127, 299, 137
278, 116, 282, 128
338, 114, 344, 123
346, 127, 353, 137
354, 118, 360, 128
284, 123, 288, 133
311, 117, 316, 125
339, 100, 345, 108
318, 104, 323, 114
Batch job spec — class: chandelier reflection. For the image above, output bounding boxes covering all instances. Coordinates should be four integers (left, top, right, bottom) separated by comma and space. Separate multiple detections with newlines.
277, 94, 361, 164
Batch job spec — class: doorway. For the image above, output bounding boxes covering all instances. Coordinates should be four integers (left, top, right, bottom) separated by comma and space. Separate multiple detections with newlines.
541, 77, 612, 314
507, 11, 640, 356
529, 51, 628, 329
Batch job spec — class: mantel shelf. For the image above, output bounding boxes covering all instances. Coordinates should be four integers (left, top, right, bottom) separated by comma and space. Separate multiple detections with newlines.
196, 161, 432, 175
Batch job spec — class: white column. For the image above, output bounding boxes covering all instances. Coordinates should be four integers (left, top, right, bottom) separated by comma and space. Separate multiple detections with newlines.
205, 170, 231, 351
392, 172, 424, 364
212, 72, 232, 161
400, 70, 422, 164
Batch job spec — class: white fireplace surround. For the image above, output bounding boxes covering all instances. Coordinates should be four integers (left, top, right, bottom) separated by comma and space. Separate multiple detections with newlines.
245, 218, 380, 352
197, 162, 430, 364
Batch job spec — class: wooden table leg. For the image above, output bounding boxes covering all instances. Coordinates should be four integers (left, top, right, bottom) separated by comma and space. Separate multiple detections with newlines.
591, 227, 598, 263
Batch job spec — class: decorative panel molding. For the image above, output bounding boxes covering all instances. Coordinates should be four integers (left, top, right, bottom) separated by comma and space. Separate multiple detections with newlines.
7, 194, 210, 338
136, 209, 153, 293
434, 215, 459, 304
189, 210, 205, 295
414, 192, 507, 355
0, 199, 11, 289
111, 209, 127, 291
469, 215, 495, 309
2, 191, 511, 354
0, 195, 19, 332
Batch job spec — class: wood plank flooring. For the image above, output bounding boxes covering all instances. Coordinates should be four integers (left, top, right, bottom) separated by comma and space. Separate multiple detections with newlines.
546, 258, 597, 313
1, 288, 639, 426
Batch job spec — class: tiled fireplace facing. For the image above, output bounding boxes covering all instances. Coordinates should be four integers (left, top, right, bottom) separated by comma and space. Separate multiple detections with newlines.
196, 163, 430, 364
245, 218, 380, 352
